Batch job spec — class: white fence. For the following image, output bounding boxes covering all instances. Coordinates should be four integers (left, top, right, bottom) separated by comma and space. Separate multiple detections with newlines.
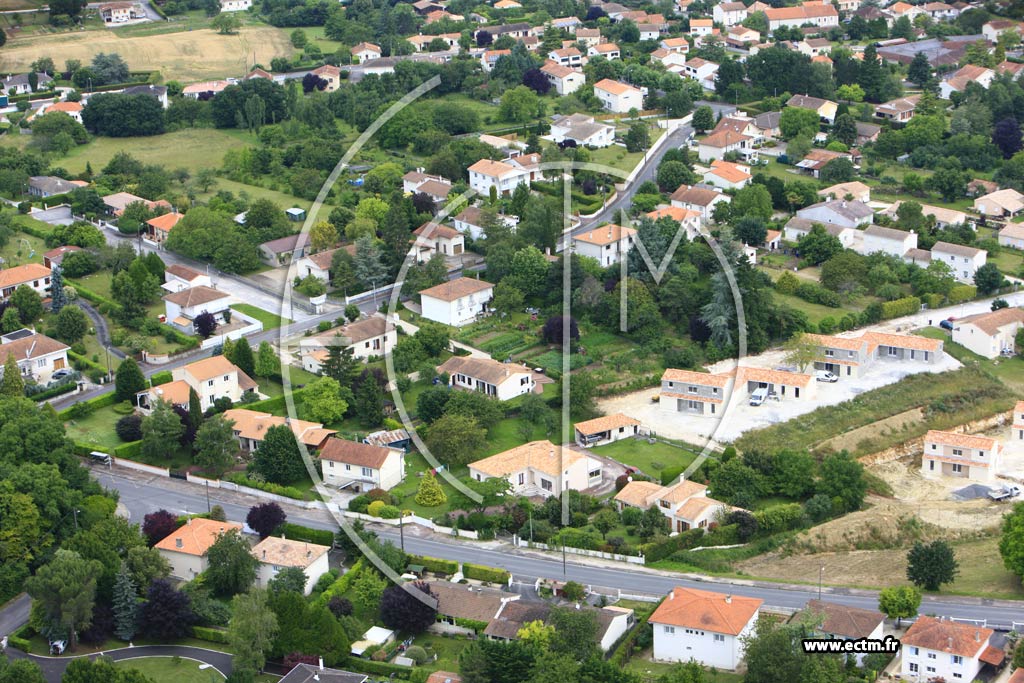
512, 536, 645, 565
199, 310, 264, 350
184, 472, 326, 510
343, 510, 479, 540
113, 457, 169, 477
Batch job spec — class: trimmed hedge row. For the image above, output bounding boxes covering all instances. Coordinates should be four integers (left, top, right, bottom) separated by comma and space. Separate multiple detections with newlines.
242, 388, 307, 414
642, 528, 704, 565
15, 222, 50, 240
281, 522, 334, 546
59, 391, 118, 419
6, 635, 30, 652
881, 296, 921, 320
114, 441, 143, 460
150, 370, 173, 386
190, 626, 229, 644
463, 563, 509, 584
223, 472, 308, 500
73, 441, 111, 456
30, 381, 77, 402
345, 659, 412, 679
409, 554, 458, 575
314, 558, 365, 608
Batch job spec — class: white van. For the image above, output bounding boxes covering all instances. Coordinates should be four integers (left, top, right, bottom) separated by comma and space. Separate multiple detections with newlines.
749, 387, 769, 406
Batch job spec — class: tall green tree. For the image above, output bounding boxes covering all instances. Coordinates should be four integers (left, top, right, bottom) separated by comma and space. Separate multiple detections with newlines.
354, 374, 384, 426
10, 285, 42, 325
228, 589, 279, 673
999, 501, 1024, 578
115, 357, 146, 401
25, 549, 103, 651
141, 399, 184, 461
254, 341, 279, 378
188, 387, 203, 434
322, 340, 358, 387
251, 424, 305, 484
907, 540, 959, 591
303, 376, 349, 424
112, 561, 137, 641
877, 585, 920, 626
206, 529, 258, 597
50, 266, 67, 313
0, 354, 24, 397
232, 338, 255, 377
194, 414, 238, 477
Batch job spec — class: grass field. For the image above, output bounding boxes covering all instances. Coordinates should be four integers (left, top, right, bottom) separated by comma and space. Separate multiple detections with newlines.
114, 656, 226, 682
57, 128, 254, 175
591, 439, 698, 481
230, 303, 290, 331
624, 655, 744, 683
199, 177, 315, 213
0, 25, 292, 81
64, 404, 127, 451
388, 451, 467, 518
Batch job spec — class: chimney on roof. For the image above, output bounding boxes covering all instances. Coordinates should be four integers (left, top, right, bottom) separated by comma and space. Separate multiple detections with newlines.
175, 538, 183, 548
975, 631, 981, 642
668, 590, 674, 600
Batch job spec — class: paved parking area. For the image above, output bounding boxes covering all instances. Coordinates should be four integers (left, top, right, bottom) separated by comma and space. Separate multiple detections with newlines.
597, 344, 962, 447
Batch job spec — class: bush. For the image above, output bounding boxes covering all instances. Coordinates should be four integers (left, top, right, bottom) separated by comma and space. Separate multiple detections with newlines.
404, 645, 428, 664
659, 466, 683, 486
409, 555, 458, 575
880, 296, 921, 319
29, 381, 77, 402
366, 488, 392, 503
367, 500, 386, 517
150, 370, 173, 386
113, 440, 143, 461
58, 392, 118, 420
280, 522, 334, 547
948, 284, 976, 304
377, 504, 401, 519
775, 271, 799, 295
222, 473, 307, 500
348, 495, 371, 513
642, 528, 704, 564
190, 626, 230, 643
463, 563, 510, 584
116, 414, 144, 442
793, 282, 841, 307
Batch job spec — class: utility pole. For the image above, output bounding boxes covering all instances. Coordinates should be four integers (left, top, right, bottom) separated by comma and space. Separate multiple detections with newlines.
399, 514, 405, 552
562, 543, 566, 577
205, 480, 211, 514
73, 508, 79, 531
818, 564, 824, 600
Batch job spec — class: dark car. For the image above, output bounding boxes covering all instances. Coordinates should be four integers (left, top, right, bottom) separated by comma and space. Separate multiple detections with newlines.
939, 319, 955, 331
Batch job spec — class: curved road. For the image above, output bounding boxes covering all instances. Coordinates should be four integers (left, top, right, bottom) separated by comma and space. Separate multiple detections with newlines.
5, 645, 232, 682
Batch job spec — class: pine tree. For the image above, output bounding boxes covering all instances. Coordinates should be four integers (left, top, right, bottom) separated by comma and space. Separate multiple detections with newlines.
50, 266, 67, 313
323, 341, 357, 388
188, 387, 203, 432
355, 375, 384, 426
0, 353, 24, 397
221, 338, 236, 365
414, 471, 447, 507
115, 357, 146, 401
233, 338, 255, 377
113, 561, 138, 641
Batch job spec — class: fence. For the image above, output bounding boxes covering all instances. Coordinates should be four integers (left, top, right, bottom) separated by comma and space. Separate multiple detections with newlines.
512, 536, 645, 565
343, 510, 479, 539
184, 472, 327, 510
345, 283, 397, 306
113, 457, 170, 477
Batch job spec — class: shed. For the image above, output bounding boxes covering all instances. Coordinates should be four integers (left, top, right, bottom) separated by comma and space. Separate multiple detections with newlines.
286, 207, 307, 221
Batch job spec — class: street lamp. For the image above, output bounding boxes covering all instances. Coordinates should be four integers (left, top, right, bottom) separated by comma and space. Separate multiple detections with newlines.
818, 564, 824, 600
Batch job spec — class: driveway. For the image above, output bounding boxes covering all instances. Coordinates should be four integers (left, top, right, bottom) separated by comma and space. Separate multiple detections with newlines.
5, 645, 233, 683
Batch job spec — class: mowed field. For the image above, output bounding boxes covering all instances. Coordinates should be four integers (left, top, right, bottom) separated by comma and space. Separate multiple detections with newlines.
55, 128, 255, 174
0, 25, 292, 81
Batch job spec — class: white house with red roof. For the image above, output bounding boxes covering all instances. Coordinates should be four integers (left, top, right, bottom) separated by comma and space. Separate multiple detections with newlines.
593, 79, 643, 113
413, 222, 465, 258
351, 42, 382, 64
660, 368, 731, 416
468, 159, 530, 196
649, 587, 762, 669
900, 616, 1003, 681
922, 429, 1001, 482
419, 276, 494, 327
572, 223, 637, 267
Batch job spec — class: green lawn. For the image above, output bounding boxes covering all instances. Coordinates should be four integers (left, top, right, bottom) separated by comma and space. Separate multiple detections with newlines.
64, 404, 128, 451
230, 303, 290, 331
261, 367, 321, 397
0, 229, 47, 270
59, 129, 254, 176
480, 415, 566, 457
388, 451, 468, 518
198, 177, 316, 214
114, 657, 225, 682
917, 327, 1024, 392
409, 632, 473, 673
624, 653, 744, 683
990, 249, 1023, 277
771, 290, 861, 325
591, 438, 698, 481
586, 144, 645, 175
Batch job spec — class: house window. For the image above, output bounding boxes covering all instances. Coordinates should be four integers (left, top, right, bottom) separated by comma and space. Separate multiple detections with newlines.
541, 479, 553, 491
926, 667, 935, 674
931, 444, 937, 450
208, 380, 214, 387
952, 448, 963, 456
223, 375, 229, 381
36, 359, 45, 367
910, 647, 919, 656
345, 464, 351, 471
824, 350, 834, 357
687, 385, 697, 394
952, 655, 963, 665
929, 460, 935, 471
660, 500, 670, 508
362, 467, 372, 477
953, 675, 962, 680
663, 626, 675, 634
518, 473, 525, 485
952, 464, 963, 473
909, 663, 918, 673
978, 451, 985, 458
713, 634, 725, 642
926, 653, 936, 660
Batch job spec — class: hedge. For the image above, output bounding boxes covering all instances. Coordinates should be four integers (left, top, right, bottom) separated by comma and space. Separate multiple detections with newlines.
280, 522, 334, 547
345, 659, 412, 679
223, 473, 308, 500
150, 370, 173, 386
69, 350, 107, 373
314, 558, 364, 608
73, 442, 111, 456
642, 528, 704, 564
880, 296, 921, 320
948, 284, 976, 304
6, 635, 30, 652
15, 222, 50, 240
190, 626, 229, 644
69, 281, 123, 316
793, 282, 841, 308
242, 388, 307, 414
30, 381, 77, 402
463, 563, 510, 584
409, 554, 458, 575
114, 440, 143, 460
59, 391, 118, 419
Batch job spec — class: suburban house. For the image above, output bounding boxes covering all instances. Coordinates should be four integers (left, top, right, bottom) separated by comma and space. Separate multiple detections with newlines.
481, 593, 634, 652
251, 537, 330, 595
122, 84, 169, 108
155, 518, 244, 579
468, 440, 601, 497
300, 317, 396, 372
713, 1, 747, 25
419, 277, 494, 327
659, 36, 689, 53
649, 587, 762, 669
540, 62, 586, 95
798, 600, 884, 664
882, 201, 967, 229
429, 582, 520, 636
951, 307, 1024, 359
100, 2, 142, 24
319, 438, 406, 491
0, 329, 69, 385
796, 149, 854, 178
593, 79, 643, 113
786, 94, 838, 124
453, 206, 518, 240
931, 241, 987, 282
783, 218, 856, 248
220, 0, 252, 10
737, 367, 815, 401
703, 160, 751, 190
162, 285, 233, 335
259, 234, 309, 267
1014, 400, 1024, 441
803, 333, 871, 379
548, 47, 582, 67
670, 184, 730, 220
698, 129, 755, 163
403, 170, 453, 203
27, 175, 80, 198
856, 121, 882, 145
922, 430, 1001, 482
309, 64, 343, 92
413, 223, 465, 261
588, 42, 621, 60
645, 207, 702, 240
549, 113, 615, 148
436, 356, 535, 400
468, 159, 530, 196
616, 477, 735, 533
725, 25, 760, 47
682, 57, 719, 91
0, 263, 51, 301
900, 616, 1003, 681
351, 42, 383, 63
102, 191, 157, 216
42, 245, 82, 270
862, 224, 917, 258
137, 355, 259, 412
763, 1, 838, 30
291, 247, 342, 284
222, 408, 335, 453
818, 181, 870, 203
796, 200, 873, 229
796, 37, 831, 57
575, 28, 601, 47
660, 368, 731, 416
163, 264, 211, 293
572, 223, 637, 267
874, 95, 920, 123
1, 72, 52, 95
688, 18, 713, 37
983, 19, 1024, 42
651, 47, 688, 70
574, 413, 641, 447
974, 188, 1024, 218
999, 222, 1024, 250
279, 664, 367, 683
145, 211, 182, 243
182, 80, 232, 98
939, 64, 995, 99
806, 331, 943, 377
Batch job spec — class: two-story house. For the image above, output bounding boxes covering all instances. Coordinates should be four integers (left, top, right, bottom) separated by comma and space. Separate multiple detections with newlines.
683, 57, 719, 91
670, 184, 730, 220
572, 224, 637, 267
0, 263, 51, 301
588, 43, 621, 60
951, 307, 1024, 359
351, 42, 383, 63
162, 264, 212, 293
922, 430, 1001, 482
137, 355, 259, 412
300, 317, 397, 372
616, 477, 734, 532
737, 367, 815, 401
251, 536, 331, 595
547, 47, 582, 67
698, 129, 755, 163
645, 207, 702, 240
862, 224, 917, 258
320, 438, 406, 491
0, 329, 70, 385
593, 79, 644, 113
222, 408, 335, 453
468, 159, 529, 197
931, 241, 987, 283
660, 368, 732, 416
574, 413, 641, 447
713, 1, 747, 25
155, 518, 244, 579
783, 218, 856, 248
549, 113, 615, 147
413, 223, 465, 261
764, 1, 838, 31
437, 356, 534, 400
786, 93, 838, 124
900, 616, 1003, 682
803, 333, 870, 379
419, 277, 494, 327
649, 587, 762, 669
163, 285, 234, 335
469, 440, 601, 497
540, 62, 586, 95
939, 64, 995, 100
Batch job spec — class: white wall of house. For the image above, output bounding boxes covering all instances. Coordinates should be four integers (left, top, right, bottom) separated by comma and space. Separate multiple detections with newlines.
900, 645, 983, 682
651, 613, 757, 670
322, 450, 405, 490
421, 289, 492, 327
449, 369, 534, 401
254, 552, 330, 595
953, 321, 1021, 359
595, 86, 643, 113
159, 549, 207, 580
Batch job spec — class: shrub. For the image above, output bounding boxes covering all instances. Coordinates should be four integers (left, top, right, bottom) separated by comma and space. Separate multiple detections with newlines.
349, 495, 371, 513
367, 500, 386, 517
880, 296, 921, 319
366, 488, 392, 503
463, 563, 510, 584
150, 370, 173, 386
948, 284, 976, 304
615, 474, 630, 491
190, 626, 230, 643
404, 645, 428, 664
793, 282, 841, 307
114, 440, 143, 461
115, 414, 144, 442
409, 555, 458, 575
377, 504, 401, 519
775, 271, 799, 294
280, 523, 334, 546
659, 466, 683, 486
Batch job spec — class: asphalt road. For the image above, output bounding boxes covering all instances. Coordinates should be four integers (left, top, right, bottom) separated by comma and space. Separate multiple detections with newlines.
96, 470, 1024, 631
0, 594, 30, 639
5, 644, 233, 683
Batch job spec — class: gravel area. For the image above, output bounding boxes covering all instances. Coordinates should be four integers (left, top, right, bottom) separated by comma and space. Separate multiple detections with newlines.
951, 484, 993, 501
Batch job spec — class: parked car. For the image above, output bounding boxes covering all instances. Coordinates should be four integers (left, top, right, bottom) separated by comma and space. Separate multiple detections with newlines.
749, 387, 769, 406
939, 318, 955, 331
51, 368, 73, 382
815, 371, 838, 383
